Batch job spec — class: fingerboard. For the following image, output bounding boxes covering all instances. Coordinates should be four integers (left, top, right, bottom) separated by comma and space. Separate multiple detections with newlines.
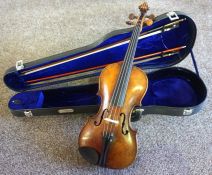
110, 23, 142, 106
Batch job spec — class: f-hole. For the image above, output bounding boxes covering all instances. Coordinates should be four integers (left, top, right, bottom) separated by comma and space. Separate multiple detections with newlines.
94, 109, 108, 126
120, 113, 129, 135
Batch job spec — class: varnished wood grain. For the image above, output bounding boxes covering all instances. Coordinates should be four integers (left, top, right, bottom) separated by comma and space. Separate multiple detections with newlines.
78, 63, 148, 169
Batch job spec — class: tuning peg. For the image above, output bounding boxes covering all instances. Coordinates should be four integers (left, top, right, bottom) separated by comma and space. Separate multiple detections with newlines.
146, 14, 156, 21
128, 13, 139, 20
126, 21, 133, 25
126, 20, 137, 26
126, 21, 132, 25
143, 14, 155, 26
144, 18, 153, 26
126, 13, 156, 26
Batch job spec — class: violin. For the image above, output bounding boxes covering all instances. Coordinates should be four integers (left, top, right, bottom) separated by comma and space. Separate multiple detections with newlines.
78, 2, 150, 169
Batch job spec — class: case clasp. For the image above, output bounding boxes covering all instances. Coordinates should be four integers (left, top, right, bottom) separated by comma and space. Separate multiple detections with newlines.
136, 108, 145, 114
183, 109, 193, 116
167, 11, 179, 21
24, 110, 33, 117
16, 60, 24, 71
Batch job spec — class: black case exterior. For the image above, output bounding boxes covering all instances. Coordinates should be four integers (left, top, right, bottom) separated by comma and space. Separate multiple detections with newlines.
4, 11, 207, 120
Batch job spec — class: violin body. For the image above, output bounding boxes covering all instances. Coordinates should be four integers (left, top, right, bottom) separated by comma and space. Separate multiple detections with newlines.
78, 62, 148, 169
79, 2, 150, 169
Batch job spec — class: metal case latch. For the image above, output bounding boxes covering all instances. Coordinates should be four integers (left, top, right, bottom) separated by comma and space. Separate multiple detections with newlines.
24, 110, 33, 117
136, 108, 145, 114
183, 109, 193, 116
167, 11, 179, 21
16, 60, 24, 71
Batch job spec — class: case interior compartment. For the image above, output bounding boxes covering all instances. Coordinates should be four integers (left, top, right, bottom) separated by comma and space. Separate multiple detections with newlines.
4, 13, 196, 91
9, 67, 206, 112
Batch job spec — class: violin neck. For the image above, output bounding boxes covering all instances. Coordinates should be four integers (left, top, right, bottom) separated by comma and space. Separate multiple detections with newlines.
110, 24, 142, 106
121, 13, 146, 71
122, 24, 142, 74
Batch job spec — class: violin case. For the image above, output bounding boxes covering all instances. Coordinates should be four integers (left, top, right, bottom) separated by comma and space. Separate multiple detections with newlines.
4, 11, 207, 121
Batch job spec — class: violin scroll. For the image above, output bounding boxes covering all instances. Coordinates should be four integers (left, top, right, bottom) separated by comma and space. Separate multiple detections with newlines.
138, 2, 149, 14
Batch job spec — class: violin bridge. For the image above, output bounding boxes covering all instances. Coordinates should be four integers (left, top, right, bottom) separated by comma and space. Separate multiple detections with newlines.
104, 118, 119, 124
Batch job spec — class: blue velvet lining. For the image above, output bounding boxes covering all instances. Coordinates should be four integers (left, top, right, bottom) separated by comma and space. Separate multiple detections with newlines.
142, 78, 197, 107
21, 22, 188, 81
8, 68, 204, 110
19, 17, 172, 72
9, 91, 44, 110
42, 84, 99, 107
4, 14, 194, 91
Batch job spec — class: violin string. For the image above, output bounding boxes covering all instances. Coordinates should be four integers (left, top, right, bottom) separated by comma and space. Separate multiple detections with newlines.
105, 24, 140, 138
101, 11, 145, 165
102, 25, 139, 138
111, 23, 142, 136
117, 26, 140, 105
102, 25, 138, 138
103, 11, 144, 147
109, 25, 140, 136
109, 14, 146, 137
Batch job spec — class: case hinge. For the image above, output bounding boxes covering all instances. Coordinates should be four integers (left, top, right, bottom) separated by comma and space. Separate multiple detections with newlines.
24, 110, 33, 117
167, 11, 179, 21
16, 60, 24, 71
183, 109, 193, 116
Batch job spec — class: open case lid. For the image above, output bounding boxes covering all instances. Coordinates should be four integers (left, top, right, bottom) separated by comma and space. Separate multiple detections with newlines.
4, 11, 196, 92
